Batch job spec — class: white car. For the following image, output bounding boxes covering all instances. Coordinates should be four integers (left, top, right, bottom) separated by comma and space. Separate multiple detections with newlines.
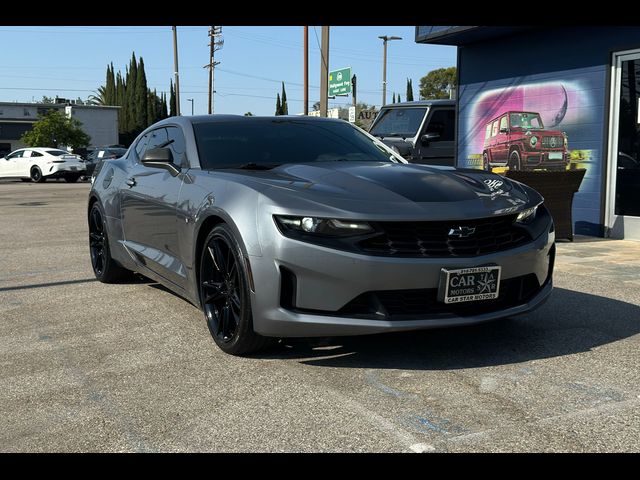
0, 147, 86, 183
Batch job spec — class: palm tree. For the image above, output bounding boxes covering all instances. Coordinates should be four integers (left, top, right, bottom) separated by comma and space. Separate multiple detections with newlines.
87, 85, 107, 106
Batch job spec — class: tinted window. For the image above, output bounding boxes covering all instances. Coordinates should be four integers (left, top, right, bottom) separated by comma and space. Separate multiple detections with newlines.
134, 133, 151, 160
369, 107, 428, 137
166, 126, 188, 167
499, 115, 508, 131
424, 109, 455, 141
31, 151, 43, 157
194, 119, 394, 169
146, 128, 169, 151
46, 150, 70, 156
6, 150, 24, 159
510, 112, 543, 129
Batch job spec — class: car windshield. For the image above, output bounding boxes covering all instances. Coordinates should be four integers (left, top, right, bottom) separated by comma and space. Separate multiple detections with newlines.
46, 150, 72, 156
105, 148, 127, 157
194, 119, 395, 169
369, 107, 428, 137
509, 112, 543, 130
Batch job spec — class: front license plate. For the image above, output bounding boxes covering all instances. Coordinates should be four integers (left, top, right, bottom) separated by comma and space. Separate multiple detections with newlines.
548, 152, 563, 160
438, 266, 501, 304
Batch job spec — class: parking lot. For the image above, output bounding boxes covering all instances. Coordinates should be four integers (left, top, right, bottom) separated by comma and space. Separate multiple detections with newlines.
0, 180, 639, 452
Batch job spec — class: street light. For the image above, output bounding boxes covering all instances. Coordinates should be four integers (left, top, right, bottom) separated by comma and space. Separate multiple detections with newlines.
378, 35, 402, 106
187, 98, 194, 115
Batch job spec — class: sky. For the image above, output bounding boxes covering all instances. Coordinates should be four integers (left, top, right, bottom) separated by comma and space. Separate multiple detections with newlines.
0, 26, 456, 116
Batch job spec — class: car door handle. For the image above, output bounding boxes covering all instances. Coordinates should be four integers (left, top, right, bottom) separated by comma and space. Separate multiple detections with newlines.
125, 178, 137, 187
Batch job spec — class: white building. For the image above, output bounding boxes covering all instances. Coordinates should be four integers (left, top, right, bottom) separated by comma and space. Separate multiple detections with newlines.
0, 101, 120, 156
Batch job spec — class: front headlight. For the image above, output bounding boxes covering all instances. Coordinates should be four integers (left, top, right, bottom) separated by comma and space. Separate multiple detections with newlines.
515, 205, 538, 224
275, 216, 373, 236
530, 136, 538, 147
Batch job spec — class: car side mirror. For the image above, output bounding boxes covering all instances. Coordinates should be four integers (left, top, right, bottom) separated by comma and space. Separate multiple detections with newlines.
141, 147, 180, 176
421, 133, 440, 145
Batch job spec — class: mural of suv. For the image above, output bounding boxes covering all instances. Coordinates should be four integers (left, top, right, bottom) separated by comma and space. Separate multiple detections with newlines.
482, 111, 569, 171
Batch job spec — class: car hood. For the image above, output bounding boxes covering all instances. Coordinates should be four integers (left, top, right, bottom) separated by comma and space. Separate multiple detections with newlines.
223, 161, 541, 220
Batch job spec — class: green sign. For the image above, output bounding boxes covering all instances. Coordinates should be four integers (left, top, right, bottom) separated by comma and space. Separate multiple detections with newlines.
328, 67, 352, 96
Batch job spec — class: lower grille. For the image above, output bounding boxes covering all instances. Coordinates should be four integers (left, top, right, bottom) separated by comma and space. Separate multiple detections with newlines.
359, 215, 530, 257
337, 274, 542, 320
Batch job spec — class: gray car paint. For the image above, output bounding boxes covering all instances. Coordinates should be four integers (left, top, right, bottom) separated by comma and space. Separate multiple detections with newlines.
89, 115, 554, 337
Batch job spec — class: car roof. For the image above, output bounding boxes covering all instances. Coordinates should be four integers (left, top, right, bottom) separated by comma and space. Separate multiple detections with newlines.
378, 99, 456, 108
146, 114, 352, 129
22, 147, 70, 152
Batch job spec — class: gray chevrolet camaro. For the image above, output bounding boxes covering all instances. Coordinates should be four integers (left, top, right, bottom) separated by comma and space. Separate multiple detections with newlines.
88, 115, 555, 355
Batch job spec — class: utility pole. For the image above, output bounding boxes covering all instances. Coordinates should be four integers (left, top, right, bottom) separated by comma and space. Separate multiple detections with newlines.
172, 26, 181, 116
352, 74, 357, 107
378, 35, 402, 106
205, 26, 224, 114
187, 98, 194, 115
319, 26, 330, 117
304, 26, 309, 115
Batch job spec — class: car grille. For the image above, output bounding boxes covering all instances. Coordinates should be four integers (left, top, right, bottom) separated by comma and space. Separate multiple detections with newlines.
358, 215, 531, 257
337, 274, 542, 320
541, 136, 564, 148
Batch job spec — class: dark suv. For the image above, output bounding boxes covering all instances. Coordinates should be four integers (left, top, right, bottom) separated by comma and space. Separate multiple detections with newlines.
483, 111, 569, 171
368, 99, 455, 166
84, 146, 128, 176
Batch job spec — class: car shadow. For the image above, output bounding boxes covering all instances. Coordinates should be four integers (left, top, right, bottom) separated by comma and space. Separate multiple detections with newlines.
254, 287, 640, 370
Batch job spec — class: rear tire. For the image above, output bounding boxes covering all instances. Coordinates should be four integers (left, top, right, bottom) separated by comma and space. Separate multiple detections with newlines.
89, 202, 133, 283
199, 224, 272, 355
30, 167, 46, 183
482, 152, 491, 171
64, 174, 81, 183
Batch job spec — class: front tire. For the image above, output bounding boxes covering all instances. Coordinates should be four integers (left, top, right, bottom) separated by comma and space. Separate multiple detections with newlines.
199, 224, 271, 355
508, 150, 521, 171
89, 202, 132, 283
30, 167, 46, 183
482, 152, 491, 171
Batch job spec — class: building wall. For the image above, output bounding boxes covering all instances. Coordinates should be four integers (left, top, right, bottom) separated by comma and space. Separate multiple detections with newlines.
456, 27, 640, 236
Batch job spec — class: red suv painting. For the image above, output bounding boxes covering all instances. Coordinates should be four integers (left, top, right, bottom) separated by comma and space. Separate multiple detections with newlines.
482, 111, 569, 171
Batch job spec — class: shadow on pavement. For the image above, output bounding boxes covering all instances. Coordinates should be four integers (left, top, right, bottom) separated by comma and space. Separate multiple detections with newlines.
255, 287, 640, 370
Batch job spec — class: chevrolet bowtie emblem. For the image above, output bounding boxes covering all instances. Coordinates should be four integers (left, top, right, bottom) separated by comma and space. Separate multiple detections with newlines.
448, 226, 476, 238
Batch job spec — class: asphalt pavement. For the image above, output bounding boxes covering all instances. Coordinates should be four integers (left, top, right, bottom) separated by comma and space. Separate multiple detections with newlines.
0, 180, 638, 452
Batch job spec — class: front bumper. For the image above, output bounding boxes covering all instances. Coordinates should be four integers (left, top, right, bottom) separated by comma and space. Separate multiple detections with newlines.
248, 223, 555, 337
522, 150, 568, 168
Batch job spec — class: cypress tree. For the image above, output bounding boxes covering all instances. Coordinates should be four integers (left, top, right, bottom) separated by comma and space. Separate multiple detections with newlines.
281, 82, 288, 115
392, 93, 396, 104
147, 90, 156, 126
398, 94, 402, 103
135, 57, 148, 130
124, 53, 138, 134
276, 93, 282, 115
406, 78, 414, 102
161, 92, 168, 119
169, 80, 177, 117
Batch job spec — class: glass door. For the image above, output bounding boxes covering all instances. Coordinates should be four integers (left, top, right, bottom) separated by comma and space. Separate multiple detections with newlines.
606, 50, 640, 238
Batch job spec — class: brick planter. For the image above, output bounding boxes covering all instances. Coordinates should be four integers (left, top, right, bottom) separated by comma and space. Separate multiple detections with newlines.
505, 169, 586, 241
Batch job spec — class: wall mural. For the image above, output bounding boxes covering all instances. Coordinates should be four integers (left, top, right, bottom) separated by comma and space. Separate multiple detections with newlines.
457, 77, 604, 235
459, 80, 596, 175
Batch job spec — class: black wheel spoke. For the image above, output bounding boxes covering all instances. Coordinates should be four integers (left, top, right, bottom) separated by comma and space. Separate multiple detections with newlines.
202, 234, 243, 344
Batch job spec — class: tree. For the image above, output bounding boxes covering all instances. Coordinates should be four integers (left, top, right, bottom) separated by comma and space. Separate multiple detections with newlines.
244, 112, 254, 116
135, 57, 148, 131
87, 85, 107, 106
398, 94, 402, 103
406, 78, 414, 101
392, 93, 396, 104
41, 96, 55, 104
169, 79, 177, 117
281, 82, 288, 115
419, 67, 457, 100
275, 93, 282, 115
21, 110, 90, 150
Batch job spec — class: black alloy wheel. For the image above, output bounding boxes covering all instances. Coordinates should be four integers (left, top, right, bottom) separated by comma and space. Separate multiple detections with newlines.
30, 167, 45, 183
483, 152, 490, 171
89, 203, 131, 283
199, 224, 271, 355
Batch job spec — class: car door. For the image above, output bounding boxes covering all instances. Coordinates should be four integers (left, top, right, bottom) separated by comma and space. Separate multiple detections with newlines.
0, 149, 26, 177
120, 126, 188, 287
415, 108, 455, 166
